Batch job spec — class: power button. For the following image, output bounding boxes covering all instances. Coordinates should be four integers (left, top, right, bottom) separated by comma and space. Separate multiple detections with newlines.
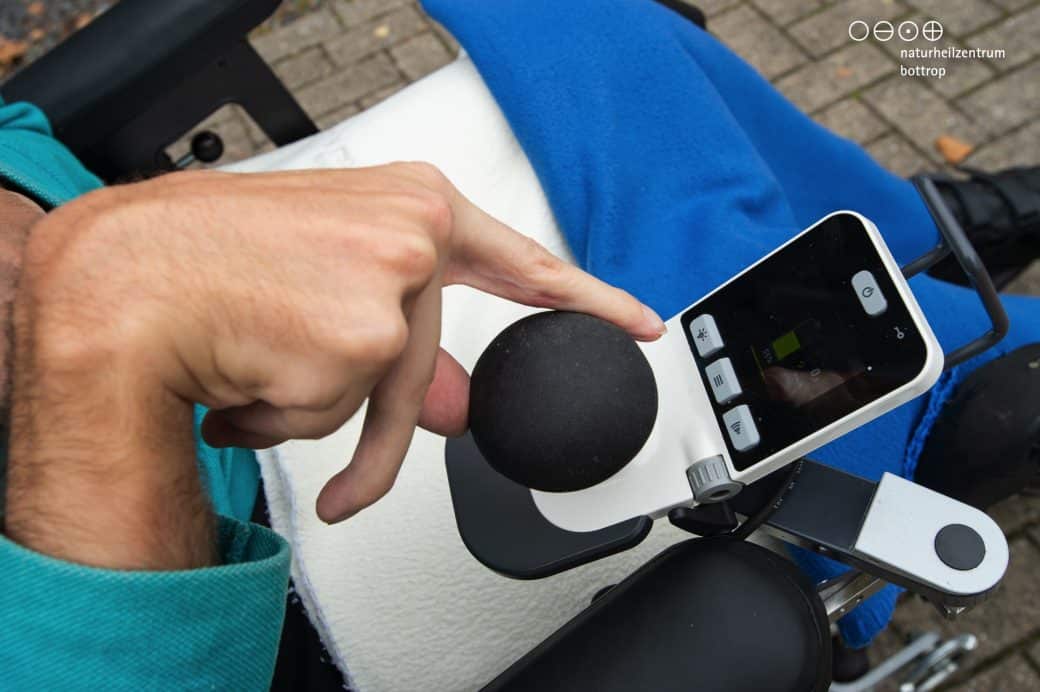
852, 270, 888, 317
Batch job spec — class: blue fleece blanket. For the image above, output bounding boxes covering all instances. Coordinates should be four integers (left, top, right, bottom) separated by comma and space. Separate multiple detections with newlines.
424, 0, 1039, 646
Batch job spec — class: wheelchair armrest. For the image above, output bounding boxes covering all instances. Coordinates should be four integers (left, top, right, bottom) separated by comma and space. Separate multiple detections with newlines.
486, 538, 832, 692
1, 0, 279, 151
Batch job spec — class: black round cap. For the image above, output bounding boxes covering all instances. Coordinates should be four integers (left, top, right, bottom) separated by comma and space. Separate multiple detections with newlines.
469, 311, 658, 493
191, 131, 224, 163
934, 523, 986, 571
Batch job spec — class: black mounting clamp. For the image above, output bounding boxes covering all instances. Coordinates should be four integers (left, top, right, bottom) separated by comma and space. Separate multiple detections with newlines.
904, 175, 1009, 369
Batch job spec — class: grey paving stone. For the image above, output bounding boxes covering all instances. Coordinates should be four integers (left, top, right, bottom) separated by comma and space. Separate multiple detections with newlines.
360, 82, 408, 110
296, 52, 400, 119
1028, 638, 1040, 668
879, 14, 996, 97
989, 0, 1033, 10
865, 132, 933, 176
332, 0, 413, 28
711, 4, 807, 79
251, 8, 343, 64
273, 46, 335, 90
788, 0, 907, 59
988, 493, 1040, 535
750, 0, 827, 27
891, 538, 1040, 666
429, 18, 461, 56
316, 103, 361, 131
958, 60, 1040, 137
965, 119, 1040, 170
324, 5, 430, 68
863, 76, 986, 164
1004, 261, 1040, 297
814, 97, 889, 143
904, 0, 1002, 37
948, 655, 1040, 691
970, 5, 1040, 69
869, 623, 942, 692
688, 0, 742, 17
390, 31, 456, 81
195, 104, 239, 129
775, 41, 895, 113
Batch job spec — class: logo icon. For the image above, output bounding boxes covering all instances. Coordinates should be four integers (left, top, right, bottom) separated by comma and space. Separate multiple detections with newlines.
861, 285, 875, 298
730, 420, 743, 435
894, 326, 906, 340
898, 20, 919, 41
923, 20, 943, 42
873, 20, 895, 41
848, 20, 870, 42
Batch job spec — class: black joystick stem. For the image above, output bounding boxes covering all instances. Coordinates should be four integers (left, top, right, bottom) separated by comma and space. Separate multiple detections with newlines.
469, 311, 659, 493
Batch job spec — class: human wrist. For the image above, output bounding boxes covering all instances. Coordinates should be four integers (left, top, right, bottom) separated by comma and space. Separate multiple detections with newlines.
4, 204, 217, 570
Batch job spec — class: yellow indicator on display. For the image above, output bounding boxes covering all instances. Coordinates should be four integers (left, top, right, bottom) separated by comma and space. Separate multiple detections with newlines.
772, 330, 801, 361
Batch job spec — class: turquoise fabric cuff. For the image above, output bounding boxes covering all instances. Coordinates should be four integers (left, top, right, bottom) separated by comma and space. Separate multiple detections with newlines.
0, 99, 103, 207
0, 516, 291, 691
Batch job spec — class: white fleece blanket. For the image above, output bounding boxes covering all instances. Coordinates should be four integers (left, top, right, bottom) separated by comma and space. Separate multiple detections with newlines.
226, 56, 705, 691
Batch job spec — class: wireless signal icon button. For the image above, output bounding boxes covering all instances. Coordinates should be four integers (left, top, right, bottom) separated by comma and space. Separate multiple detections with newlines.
723, 405, 760, 452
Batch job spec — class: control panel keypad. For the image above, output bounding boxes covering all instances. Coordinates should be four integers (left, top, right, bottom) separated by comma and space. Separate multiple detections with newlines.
690, 314, 760, 453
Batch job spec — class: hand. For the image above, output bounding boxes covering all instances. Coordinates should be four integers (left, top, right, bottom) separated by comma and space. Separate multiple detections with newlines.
7, 164, 664, 567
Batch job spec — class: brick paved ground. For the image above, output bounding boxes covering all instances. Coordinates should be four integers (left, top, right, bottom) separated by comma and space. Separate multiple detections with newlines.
177, 1, 1036, 688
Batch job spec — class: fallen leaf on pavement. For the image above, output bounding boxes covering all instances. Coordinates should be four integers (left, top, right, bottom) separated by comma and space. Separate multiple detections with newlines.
29, 28, 45, 42
835, 66, 853, 79
0, 38, 28, 67
935, 135, 973, 165
27, 2, 44, 17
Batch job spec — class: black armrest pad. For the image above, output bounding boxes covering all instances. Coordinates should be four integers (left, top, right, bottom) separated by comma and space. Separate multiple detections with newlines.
487, 539, 832, 692
1, 0, 279, 132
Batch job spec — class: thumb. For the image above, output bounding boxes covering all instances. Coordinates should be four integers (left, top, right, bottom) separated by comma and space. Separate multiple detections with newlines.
418, 348, 469, 437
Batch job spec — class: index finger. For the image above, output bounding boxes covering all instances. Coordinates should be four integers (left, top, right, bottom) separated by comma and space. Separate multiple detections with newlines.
445, 190, 667, 341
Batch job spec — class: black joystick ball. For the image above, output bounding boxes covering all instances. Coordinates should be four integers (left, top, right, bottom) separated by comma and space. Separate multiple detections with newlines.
469, 311, 659, 493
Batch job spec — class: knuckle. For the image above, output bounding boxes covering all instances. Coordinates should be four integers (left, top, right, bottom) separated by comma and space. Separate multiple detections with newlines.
359, 316, 410, 367
416, 191, 454, 244
397, 161, 452, 191
323, 315, 409, 370
384, 230, 439, 281
518, 236, 569, 299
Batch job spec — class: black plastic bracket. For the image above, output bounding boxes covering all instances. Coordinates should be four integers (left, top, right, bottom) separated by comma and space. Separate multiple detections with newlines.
77, 39, 318, 180
445, 433, 652, 580
905, 175, 1009, 369
445, 435, 998, 606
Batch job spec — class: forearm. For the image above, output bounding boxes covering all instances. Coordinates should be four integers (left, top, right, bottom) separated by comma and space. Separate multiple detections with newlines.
3, 201, 217, 570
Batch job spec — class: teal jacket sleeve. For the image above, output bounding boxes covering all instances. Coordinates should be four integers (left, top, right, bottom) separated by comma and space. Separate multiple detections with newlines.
0, 98, 103, 206
0, 516, 290, 691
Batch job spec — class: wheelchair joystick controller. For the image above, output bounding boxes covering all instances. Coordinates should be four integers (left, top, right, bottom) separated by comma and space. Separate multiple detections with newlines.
469, 311, 658, 493
453, 213, 1011, 618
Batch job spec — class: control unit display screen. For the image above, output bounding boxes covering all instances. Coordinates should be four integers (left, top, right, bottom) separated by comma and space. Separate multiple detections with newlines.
680, 213, 929, 472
